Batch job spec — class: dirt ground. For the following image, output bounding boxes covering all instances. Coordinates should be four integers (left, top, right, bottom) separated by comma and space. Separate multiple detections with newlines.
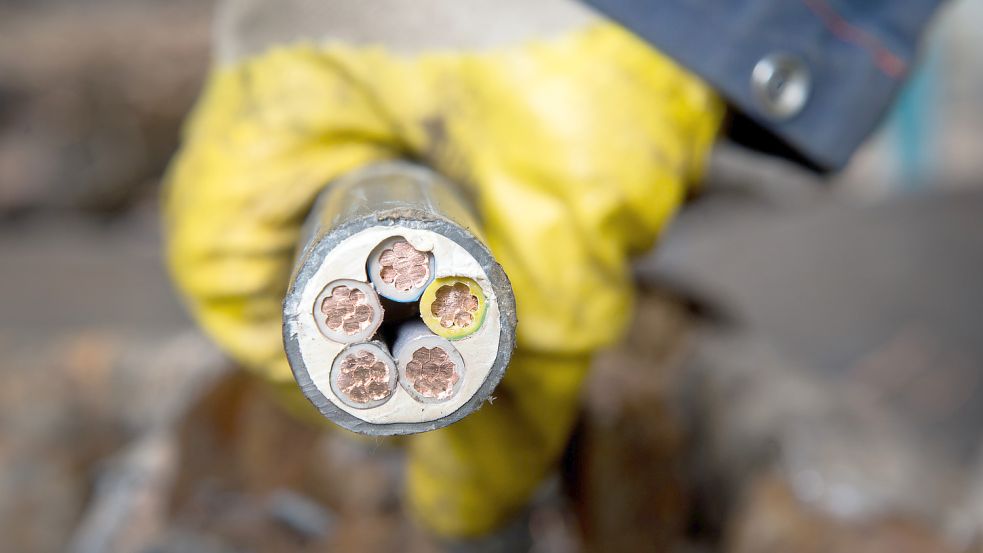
4, 202, 981, 552
0, 213, 698, 552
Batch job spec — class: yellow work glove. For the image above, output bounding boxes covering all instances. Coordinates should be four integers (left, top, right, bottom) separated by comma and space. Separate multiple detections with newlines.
165, 23, 722, 538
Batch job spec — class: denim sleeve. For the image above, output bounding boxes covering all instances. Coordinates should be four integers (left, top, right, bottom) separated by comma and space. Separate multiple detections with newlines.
580, 0, 946, 171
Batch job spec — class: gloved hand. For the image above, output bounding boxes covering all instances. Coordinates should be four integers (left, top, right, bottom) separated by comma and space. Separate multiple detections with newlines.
165, 22, 722, 538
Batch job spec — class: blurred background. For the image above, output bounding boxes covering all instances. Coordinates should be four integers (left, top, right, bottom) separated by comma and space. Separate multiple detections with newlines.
0, 0, 981, 551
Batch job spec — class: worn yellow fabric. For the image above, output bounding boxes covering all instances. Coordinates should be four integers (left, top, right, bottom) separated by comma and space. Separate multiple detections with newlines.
164, 24, 722, 538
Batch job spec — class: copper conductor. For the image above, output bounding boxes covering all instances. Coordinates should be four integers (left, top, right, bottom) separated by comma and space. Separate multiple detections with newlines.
378, 239, 430, 292
320, 286, 374, 335
405, 347, 460, 400
431, 282, 480, 329
336, 350, 392, 404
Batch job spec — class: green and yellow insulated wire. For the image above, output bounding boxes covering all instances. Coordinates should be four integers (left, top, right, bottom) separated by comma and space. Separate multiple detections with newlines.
419, 276, 487, 340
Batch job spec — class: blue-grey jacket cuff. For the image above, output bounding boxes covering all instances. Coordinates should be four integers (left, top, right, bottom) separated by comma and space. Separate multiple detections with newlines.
581, 0, 940, 171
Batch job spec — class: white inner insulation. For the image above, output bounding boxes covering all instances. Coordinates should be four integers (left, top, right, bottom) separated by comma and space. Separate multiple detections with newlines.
286, 226, 501, 424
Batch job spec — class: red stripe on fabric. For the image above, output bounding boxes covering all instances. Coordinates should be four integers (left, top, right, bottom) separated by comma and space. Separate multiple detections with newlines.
801, 0, 908, 78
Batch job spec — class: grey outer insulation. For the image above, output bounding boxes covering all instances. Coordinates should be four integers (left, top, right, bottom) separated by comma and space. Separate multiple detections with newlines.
282, 161, 517, 436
